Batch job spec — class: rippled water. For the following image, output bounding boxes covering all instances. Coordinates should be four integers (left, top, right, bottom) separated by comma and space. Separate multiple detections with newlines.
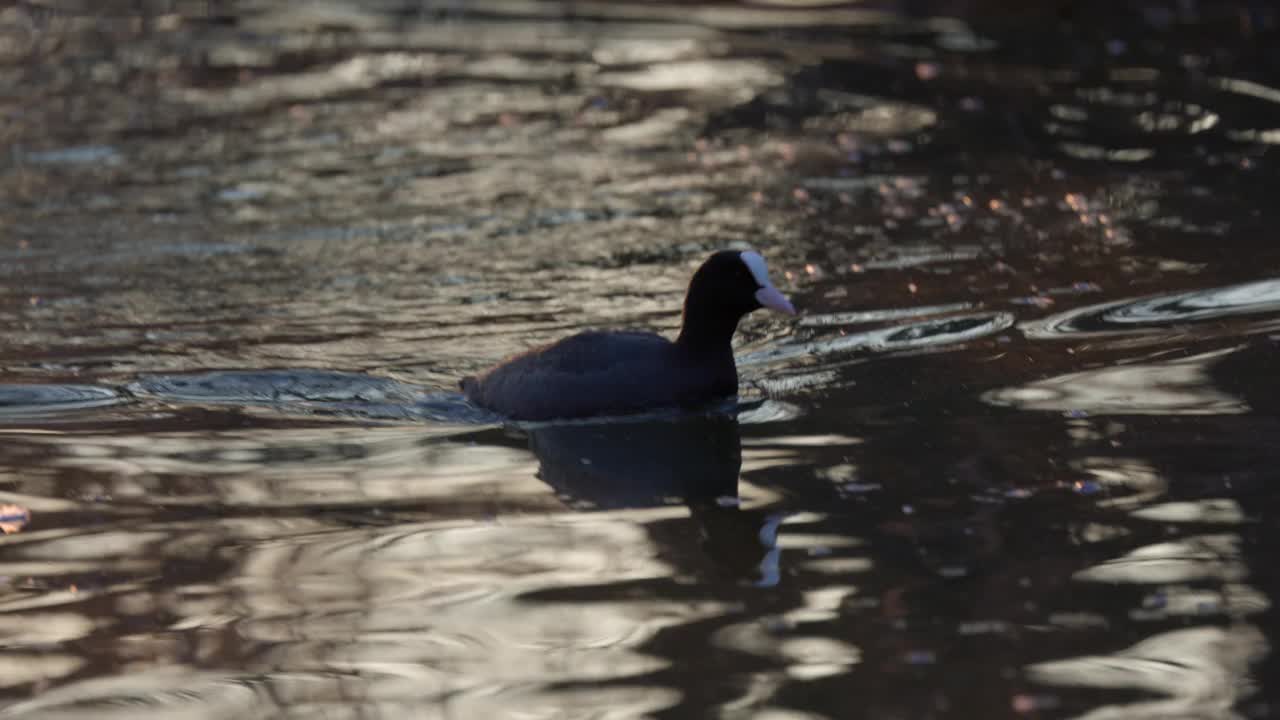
2, 1, 1279, 718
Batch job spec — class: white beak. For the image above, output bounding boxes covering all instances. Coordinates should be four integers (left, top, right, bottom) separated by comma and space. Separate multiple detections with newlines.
755, 285, 797, 316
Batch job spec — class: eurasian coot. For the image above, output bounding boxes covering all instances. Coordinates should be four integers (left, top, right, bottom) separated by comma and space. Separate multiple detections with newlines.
461, 250, 796, 420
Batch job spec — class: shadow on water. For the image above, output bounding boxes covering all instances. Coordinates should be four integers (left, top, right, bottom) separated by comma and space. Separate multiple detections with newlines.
2, 0, 1280, 718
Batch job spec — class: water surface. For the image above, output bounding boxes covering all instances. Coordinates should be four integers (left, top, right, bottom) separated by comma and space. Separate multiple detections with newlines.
2, 2, 1279, 718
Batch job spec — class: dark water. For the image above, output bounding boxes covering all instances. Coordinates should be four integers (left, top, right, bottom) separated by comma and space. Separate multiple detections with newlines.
2, 1, 1279, 717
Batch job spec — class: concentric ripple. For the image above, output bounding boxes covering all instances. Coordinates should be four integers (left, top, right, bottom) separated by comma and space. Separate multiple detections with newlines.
741, 312, 1015, 366
127, 368, 509, 420
127, 371, 797, 426
873, 312, 1015, 349
1021, 278, 1280, 338
128, 370, 514, 424
0, 384, 122, 417
129, 370, 424, 405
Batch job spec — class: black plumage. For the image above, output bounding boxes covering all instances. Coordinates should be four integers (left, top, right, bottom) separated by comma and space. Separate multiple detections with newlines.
461, 250, 794, 420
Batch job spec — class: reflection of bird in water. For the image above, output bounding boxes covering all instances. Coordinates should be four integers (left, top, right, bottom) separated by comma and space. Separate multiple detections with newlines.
525, 412, 782, 584
528, 413, 741, 509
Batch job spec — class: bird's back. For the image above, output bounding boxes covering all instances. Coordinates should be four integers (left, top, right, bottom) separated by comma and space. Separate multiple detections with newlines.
462, 330, 735, 420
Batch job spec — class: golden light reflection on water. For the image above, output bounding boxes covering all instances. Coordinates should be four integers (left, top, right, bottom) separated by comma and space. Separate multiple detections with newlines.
2, 427, 548, 508
3, 0, 1280, 717
984, 348, 1247, 415
1028, 626, 1266, 720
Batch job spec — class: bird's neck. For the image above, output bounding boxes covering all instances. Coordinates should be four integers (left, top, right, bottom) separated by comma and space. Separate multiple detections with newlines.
676, 304, 741, 354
